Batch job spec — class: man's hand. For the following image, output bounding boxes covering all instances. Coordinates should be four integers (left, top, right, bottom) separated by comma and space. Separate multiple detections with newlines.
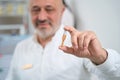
59, 26, 108, 65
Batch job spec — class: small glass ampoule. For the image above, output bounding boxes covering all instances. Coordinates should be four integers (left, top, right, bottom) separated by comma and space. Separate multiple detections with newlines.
61, 30, 67, 46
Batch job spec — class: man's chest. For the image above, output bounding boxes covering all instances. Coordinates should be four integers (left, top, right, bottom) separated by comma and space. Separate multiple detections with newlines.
15, 48, 89, 80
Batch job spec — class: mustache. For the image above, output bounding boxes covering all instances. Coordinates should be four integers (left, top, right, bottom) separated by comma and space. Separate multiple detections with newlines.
35, 19, 52, 27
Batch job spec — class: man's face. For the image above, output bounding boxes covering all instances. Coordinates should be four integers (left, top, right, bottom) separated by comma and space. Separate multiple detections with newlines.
29, 0, 65, 39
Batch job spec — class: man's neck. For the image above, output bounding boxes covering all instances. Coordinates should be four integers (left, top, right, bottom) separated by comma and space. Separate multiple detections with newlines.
37, 35, 53, 48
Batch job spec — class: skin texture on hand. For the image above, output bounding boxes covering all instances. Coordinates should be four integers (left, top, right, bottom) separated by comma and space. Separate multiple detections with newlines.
59, 26, 108, 65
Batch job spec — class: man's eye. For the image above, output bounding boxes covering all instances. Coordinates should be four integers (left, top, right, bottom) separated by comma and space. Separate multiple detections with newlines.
32, 9, 40, 12
31, 7, 40, 13
46, 8, 54, 12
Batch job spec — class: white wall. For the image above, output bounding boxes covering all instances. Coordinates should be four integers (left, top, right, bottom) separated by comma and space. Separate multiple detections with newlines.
66, 0, 120, 52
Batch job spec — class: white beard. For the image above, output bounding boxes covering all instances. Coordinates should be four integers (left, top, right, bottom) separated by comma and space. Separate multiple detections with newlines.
35, 25, 60, 39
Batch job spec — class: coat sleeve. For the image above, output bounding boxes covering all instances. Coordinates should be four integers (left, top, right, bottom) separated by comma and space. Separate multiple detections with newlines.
84, 49, 120, 80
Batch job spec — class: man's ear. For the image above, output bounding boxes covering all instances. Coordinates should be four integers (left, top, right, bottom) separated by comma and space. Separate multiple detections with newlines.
62, 6, 65, 14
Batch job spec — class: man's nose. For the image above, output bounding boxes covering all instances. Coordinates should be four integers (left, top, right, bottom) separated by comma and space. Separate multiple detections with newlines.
38, 9, 47, 21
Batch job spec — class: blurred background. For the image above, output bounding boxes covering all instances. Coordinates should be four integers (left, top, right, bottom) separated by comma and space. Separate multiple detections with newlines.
0, 0, 120, 80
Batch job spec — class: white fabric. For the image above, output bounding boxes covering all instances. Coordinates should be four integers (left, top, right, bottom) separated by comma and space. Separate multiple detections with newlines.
6, 25, 120, 80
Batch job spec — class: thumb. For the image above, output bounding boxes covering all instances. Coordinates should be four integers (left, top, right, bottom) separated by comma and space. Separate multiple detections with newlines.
59, 46, 74, 54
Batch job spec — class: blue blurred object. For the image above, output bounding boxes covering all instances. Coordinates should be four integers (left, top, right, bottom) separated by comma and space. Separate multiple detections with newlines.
0, 34, 29, 54
0, 54, 13, 80
0, 68, 3, 72
0, 34, 29, 80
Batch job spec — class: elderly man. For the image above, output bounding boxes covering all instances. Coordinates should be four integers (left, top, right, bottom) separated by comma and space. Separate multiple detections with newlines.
6, 0, 120, 80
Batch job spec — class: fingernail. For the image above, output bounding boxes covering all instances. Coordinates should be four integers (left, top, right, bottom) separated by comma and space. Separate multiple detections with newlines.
59, 46, 61, 48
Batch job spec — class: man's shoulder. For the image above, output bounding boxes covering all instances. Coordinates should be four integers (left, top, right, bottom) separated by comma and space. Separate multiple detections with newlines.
16, 36, 33, 48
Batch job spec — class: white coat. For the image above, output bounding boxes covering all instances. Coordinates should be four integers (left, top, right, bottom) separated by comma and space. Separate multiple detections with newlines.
6, 25, 120, 80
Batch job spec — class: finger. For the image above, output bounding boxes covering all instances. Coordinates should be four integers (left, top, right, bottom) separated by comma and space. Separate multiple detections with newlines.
78, 33, 86, 50
83, 32, 97, 51
59, 46, 74, 54
64, 26, 78, 49
83, 34, 91, 49
84, 32, 97, 48
64, 26, 76, 33
71, 34, 78, 50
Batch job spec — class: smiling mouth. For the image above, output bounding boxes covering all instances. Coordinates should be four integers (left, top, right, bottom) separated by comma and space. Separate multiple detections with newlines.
37, 24, 50, 29
39, 23, 49, 25
39, 23, 50, 27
